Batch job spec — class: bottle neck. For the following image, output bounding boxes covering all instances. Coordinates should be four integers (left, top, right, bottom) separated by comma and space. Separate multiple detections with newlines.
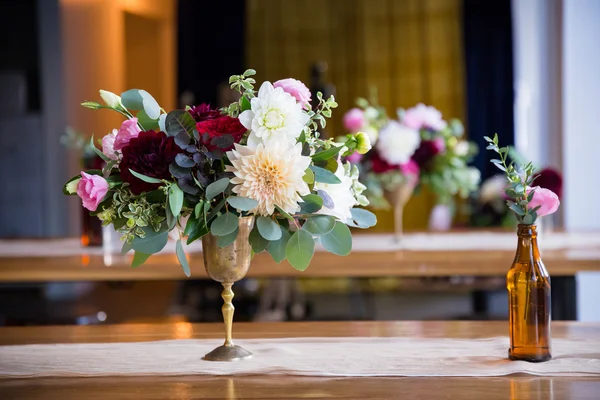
515, 224, 541, 263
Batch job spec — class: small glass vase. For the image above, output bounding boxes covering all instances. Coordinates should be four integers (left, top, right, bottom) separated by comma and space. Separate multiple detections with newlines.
384, 182, 414, 243
202, 216, 254, 361
507, 224, 552, 362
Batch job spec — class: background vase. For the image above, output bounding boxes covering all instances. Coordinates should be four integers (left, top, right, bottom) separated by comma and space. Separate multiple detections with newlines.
202, 216, 254, 361
428, 203, 453, 232
384, 182, 415, 243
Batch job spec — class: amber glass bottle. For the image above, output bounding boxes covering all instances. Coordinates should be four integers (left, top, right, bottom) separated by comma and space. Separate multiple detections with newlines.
507, 224, 551, 362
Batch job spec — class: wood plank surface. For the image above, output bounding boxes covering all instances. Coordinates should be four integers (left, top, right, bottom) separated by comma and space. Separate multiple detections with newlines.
0, 321, 598, 399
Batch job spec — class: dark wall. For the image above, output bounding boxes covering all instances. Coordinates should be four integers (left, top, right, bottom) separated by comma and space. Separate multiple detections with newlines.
0, 0, 40, 112
177, 0, 246, 107
463, 0, 514, 180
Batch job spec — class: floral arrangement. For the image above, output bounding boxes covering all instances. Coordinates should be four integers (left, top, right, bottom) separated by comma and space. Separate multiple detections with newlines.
343, 98, 480, 208
485, 135, 560, 224
472, 145, 563, 227
63, 70, 376, 275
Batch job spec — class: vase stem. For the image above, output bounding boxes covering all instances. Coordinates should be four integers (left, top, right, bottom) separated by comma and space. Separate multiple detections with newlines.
221, 283, 234, 347
393, 202, 404, 243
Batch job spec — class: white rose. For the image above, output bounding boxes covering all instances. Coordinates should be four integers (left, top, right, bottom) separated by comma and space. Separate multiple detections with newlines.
375, 121, 421, 165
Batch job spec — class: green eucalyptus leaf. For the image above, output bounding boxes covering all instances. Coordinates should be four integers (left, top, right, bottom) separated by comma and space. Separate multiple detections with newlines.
302, 215, 335, 236
275, 205, 294, 221
300, 194, 324, 213
206, 178, 230, 201
257, 216, 282, 241
132, 251, 151, 268
166, 205, 177, 230
266, 228, 291, 263
168, 184, 184, 217
194, 201, 204, 219
184, 215, 200, 237
320, 222, 352, 256
175, 239, 191, 277
131, 230, 169, 254
137, 109, 159, 130
210, 212, 238, 236
509, 203, 525, 216
206, 198, 226, 223
522, 214, 534, 225
217, 228, 239, 248
349, 208, 377, 229
165, 109, 196, 138
121, 89, 144, 109
310, 165, 341, 184
249, 226, 269, 253
285, 229, 315, 271
227, 196, 258, 211
129, 169, 162, 184
303, 168, 315, 184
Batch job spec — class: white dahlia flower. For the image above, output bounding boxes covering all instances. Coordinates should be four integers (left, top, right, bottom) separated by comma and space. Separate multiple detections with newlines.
239, 81, 310, 147
226, 140, 311, 216
315, 162, 358, 222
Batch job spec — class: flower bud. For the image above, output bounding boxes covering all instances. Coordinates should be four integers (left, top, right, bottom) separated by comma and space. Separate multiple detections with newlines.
65, 178, 80, 195
99, 90, 124, 110
354, 131, 372, 154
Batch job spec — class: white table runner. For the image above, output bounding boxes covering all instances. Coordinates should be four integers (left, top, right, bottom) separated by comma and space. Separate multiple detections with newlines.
1, 337, 599, 378
1, 232, 600, 257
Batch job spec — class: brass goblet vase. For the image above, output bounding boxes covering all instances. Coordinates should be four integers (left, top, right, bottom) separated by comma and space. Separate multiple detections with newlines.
202, 216, 254, 361
384, 182, 415, 243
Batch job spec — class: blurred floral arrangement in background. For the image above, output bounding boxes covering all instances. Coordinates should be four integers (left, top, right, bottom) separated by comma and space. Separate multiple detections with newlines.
341, 95, 480, 235
470, 147, 563, 228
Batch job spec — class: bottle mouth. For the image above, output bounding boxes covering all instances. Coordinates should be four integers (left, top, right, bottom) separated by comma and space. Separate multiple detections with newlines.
517, 224, 537, 237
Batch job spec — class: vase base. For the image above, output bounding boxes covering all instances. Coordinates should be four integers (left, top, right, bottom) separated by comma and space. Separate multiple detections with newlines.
203, 345, 253, 362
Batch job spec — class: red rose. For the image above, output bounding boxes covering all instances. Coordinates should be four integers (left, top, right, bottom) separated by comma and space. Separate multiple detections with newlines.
535, 168, 563, 199
196, 116, 247, 151
371, 152, 398, 173
188, 103, 221, 122
120, 130, 181, 194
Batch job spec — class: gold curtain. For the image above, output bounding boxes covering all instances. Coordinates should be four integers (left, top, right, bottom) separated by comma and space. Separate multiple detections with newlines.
246, 0, 465, 231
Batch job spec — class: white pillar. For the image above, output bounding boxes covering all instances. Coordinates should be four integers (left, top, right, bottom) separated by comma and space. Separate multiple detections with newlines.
562, 0, 600, 231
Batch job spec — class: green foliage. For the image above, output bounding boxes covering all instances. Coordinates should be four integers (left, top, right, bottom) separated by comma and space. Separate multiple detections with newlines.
89, 135, 111, 162
131, 229, 169, 254
137, 109, 159, 130
206, 178, 230, 201
320, 222, 352, 256
266, 227, 291, 263
311, 145, 344, 162
217, 228, 239, 248
285, 229, 315, 271
132, 251, 151, 268
164, 109, 196, 138
175, 239, 191, 277
121, 89, 161, 119
210, 212, 238, 236
302, 215, 335, 236
310, 165, 341, 184
348, 208, 377, 229
226, 196, 258, 211
168, 184, 184, 217
256, 216, 282, 241
484, 134, 538, 224
249, 226, 269, 253
299, 194, 324, 213
129, 169, 162, 184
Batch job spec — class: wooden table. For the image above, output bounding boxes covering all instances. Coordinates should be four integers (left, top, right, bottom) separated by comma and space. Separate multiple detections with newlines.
0, 321, 598, 399
1, 233, 599, 282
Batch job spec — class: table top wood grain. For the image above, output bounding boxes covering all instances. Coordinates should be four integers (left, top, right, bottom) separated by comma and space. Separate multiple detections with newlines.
0, 321, 598, 399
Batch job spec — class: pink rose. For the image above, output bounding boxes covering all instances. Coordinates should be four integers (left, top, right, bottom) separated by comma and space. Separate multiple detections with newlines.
343, 108, 365, 132
113, 118, 141, 151
402, 103, 447, 131
346, 151, 363, 164
101, 129, 119, 160
76, 171, 109, 211
527, 186, 560, 217
273, 78, 311, 109
399, 159, 420, 178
